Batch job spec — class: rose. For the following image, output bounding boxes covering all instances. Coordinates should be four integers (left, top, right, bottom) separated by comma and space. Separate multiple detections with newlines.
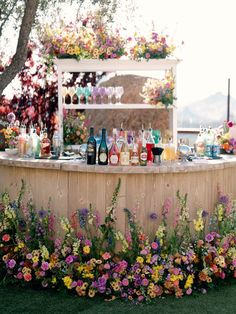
23, 273, 32, 282
2, 234, 10, 242
102, 252, 111, 260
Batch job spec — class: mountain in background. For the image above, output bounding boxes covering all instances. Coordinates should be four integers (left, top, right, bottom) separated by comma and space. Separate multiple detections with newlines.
178, 92, 236, 128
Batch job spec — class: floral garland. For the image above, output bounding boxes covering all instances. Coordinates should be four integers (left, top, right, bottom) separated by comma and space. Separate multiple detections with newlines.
1, 180, 235, 303
63, 111, 89, 145
40, 15, 175, 61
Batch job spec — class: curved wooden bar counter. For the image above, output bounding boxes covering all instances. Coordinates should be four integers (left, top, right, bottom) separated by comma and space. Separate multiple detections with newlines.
1, 152, 236, 235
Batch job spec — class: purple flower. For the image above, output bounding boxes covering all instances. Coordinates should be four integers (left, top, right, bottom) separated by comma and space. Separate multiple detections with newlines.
219, 195, 229, 205
41, 261, 49, 271
122, 278, 129, 286
141, 278, 149, 286
149, 212, 158, 220
38, 209, 48, 219
65, 255, 74, 264
7, 112, 16, 123
205, 233, 214, 242
202, 210, 209, 218
8, 259, 16, 269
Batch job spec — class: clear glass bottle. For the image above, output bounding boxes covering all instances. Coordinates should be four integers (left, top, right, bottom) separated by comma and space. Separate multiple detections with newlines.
109, 129, 119, 166
116, 122, 125, 152
139, 137, 148, 166
120, 131, 130, 166
52, 129, 61, 159
146, 123, 155, 163
18, 124, 27, 157
131, 137, 139, 166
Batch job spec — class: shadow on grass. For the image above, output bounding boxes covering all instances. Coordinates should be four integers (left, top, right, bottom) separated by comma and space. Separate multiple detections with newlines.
0, 282, 236, 314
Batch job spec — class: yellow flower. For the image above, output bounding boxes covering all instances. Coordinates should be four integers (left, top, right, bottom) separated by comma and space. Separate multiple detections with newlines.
32, 256, 39, 263
88, 289, 96, 298
22, 267, 31, 274
136, 256, 144, 264
51, 277, 57, 284
63, 276, 72, 289
184, 274, 194, 289
18, 242, 25, 249
83, 245, 90, 254
41, 245, 49, 260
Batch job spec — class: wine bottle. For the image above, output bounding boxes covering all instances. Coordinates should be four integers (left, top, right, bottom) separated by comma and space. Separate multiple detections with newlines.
140, 136, 148, 166
87, 127, 97, 165
120, 131, 130, 166
131, 137, 139, 166
109, 129, 119, 166
98, 128, 108, 165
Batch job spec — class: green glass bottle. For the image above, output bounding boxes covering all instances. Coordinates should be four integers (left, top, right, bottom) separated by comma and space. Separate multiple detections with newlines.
87, 127, 97, 165
98, 128, 108, 165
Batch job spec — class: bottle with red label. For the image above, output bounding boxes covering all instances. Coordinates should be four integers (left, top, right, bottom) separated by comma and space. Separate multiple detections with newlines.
40, 128, 51, 157
109, 129, 119, 166
146, 123, 155, 163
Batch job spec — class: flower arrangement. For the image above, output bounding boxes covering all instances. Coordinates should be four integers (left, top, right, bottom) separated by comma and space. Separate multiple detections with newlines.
0, 113, 20, 149
217, 121, 236, 153
129, 32, 175, 61
1, 180, 236, 303
63, 111, 89, 145
41, 14, 126, 61
141, 72, 175, 108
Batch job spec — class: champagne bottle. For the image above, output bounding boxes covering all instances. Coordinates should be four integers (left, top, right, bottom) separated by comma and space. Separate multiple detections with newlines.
109, 128, 119, 166
120, 131, 130, 166
87, 127, 97, 165
98, 128, 108, 165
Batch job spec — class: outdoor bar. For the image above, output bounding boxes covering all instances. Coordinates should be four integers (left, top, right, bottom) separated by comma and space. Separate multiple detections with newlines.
1, 153, 236, 235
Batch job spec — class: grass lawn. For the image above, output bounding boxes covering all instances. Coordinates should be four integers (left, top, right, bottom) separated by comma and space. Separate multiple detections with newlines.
0, 283, 236, 314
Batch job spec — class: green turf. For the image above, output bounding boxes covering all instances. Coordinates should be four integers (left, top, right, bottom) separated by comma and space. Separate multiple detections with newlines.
0, 283, 236, 314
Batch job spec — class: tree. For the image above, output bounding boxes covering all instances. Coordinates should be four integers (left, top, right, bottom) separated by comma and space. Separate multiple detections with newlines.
0, 0, 119, 96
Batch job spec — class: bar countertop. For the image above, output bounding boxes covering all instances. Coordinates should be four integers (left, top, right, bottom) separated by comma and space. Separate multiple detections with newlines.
1, 152, 236, 174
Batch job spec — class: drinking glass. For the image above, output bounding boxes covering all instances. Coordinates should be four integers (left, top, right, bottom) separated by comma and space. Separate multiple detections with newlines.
106, 87, 115, 104
84, 87, 91, 104
115, 86, 124, 104
91, 87, 100, 104
62, 86, 67, 104
76, 87, 84, 105
68, 86, 76, 105
98, 87, 106, 104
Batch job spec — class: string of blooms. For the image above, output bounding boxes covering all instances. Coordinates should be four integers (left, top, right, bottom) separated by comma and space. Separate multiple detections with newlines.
141, 73, 175, 108
40, 14, 126, 61
1, 181, 236, 303
129, 32, 175, 60
39, 14, 175, 61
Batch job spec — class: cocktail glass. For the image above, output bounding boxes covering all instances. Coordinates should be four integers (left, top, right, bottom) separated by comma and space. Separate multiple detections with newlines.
84, 87, 91, 104
106, 87, 115, 105
98, 87, 106, 104
115, 86, 124, 104
68, 86, 76, 105
62, 86, 67, 104
91, 87, 100, 104
76, 87, 84, 105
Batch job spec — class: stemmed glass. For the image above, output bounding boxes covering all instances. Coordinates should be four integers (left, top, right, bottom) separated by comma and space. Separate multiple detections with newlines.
84, 87, 91, 104
115, 86, 124, 104
68, 86, 76, 105
62, 86, 67, 105
91, 87, 99, 104
106, 87, 115, 105
76, 87, 84, 105
98, 87, 106, 104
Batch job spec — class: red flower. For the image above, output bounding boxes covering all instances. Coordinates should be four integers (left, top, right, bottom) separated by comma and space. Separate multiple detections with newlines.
23, 273, 32, 282
2, 234, 10, 242
227, 121, 234, 128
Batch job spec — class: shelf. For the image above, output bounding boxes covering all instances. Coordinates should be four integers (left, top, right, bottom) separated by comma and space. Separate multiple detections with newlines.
63, 103, 173, 110
55, 58, 180, 72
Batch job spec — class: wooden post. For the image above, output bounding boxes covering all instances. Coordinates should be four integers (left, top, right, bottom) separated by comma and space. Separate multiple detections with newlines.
227, 78, 230, 122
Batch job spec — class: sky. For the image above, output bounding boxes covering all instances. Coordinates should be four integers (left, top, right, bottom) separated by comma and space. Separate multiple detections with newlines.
128, 0, 236, 106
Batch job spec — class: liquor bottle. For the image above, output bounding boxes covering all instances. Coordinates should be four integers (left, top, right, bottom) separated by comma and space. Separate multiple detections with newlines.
98, 128, 108, 165
52, 129, 61, 159
25, 125, 34, 158
32, 127, 40, 158
87, 127, 97, 165
109, 128, 119, 166
40, 128, 51, 157
116, 122, 125, 152
120, 131, 130, 166
164, 137, 176, 161
139, 138, 148, 166
131, 138, 139, 166
18, 124, 27, 157
146, 123, 155, 163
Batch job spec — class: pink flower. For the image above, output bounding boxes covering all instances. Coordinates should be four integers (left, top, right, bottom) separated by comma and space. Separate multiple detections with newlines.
141, 278, 149, 286
24, 273, 32, 282
8, 259, 16, 269
220, 272, 225, 279
122, 278, 129, 286
232, 259, 236, 267
17, 272, 23, 280
145, 52, 151, 59
2, 234, 10, 242
227, 121, 234, 128
39, 271, 45, 277
65, 255, 74, 264
41, 261, 49, 271
102, 252, 111, 260
151, 242, 159, 250
71, 281, 77, 288
186, 288, 192, 295
26, 253, 33, 260
104, 263, 110, 270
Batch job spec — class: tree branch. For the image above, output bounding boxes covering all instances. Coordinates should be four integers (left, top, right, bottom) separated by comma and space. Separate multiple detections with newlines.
0, 0, 39, 96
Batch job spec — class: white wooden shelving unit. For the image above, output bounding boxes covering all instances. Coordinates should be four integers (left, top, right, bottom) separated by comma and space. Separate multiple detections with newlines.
55, 58, 180, 148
